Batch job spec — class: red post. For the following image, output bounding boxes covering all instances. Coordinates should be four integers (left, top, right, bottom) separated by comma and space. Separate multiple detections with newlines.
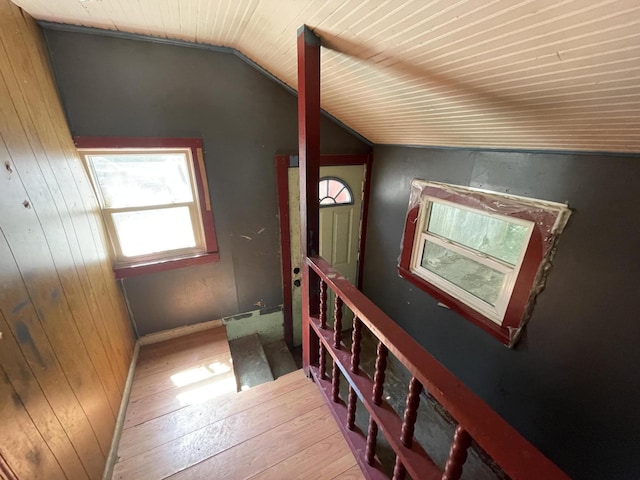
297, 25, 321, 375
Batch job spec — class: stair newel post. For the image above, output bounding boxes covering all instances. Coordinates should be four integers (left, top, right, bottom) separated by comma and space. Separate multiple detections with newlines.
442, 425, 472, 480
297, 25, 321, 375
333, 296, 343, 348
351, 316, 362, 373
372, 342, 388, 405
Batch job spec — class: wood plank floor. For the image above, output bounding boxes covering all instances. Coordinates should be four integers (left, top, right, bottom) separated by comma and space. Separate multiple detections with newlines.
112, 327, 363, 480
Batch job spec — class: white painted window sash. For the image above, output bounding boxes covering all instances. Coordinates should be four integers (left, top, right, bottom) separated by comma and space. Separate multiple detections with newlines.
80, 148, 207, 267
409, 196, 534, 325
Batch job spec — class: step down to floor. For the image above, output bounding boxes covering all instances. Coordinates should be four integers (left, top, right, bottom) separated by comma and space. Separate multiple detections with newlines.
263, 340, 298, 379
229, 334, 274, 391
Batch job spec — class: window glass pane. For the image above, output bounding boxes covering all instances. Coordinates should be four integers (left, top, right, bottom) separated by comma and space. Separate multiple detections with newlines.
113, 207, 196, 257
319, 178, 353, 206
427, 202, 530, 265
89, 153, 193, 208
421, 241, 505, 306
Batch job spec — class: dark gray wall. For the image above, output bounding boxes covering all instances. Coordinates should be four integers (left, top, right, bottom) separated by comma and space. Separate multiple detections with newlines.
43, 27, 369, 335
364, 145, 640, 479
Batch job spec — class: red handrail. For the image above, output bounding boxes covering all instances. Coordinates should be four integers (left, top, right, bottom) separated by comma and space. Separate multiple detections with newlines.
306, 255, 570, 480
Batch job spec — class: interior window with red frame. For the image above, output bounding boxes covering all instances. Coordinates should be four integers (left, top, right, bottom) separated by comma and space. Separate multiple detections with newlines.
76, 137, 219, 278
398, 180, 571, 347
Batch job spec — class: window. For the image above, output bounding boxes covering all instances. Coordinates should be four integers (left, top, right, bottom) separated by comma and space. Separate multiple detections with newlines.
399, 180, 570, 347
76, 137, 219, 278
319, 177, 353, 206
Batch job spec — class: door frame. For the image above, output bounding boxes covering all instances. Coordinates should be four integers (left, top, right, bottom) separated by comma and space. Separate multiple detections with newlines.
276, 153, 373, 348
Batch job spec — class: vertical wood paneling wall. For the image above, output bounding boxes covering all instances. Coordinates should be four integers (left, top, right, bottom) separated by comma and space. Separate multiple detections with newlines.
0, 2, 135, 479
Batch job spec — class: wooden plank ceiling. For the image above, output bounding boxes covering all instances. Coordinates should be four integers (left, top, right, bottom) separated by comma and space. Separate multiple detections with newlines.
12, 0, 640, 152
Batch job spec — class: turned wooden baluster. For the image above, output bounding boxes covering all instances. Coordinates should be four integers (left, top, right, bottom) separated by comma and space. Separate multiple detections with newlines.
391, 376, 423, 480
442, 425, 472, 480
319, 343, 326, 379
350, 316, 362, 373
332, 361, 340, 402
318, 280, 328, 380
372, 342, 388, 405
333, 296, 343, 348
365, 418, 378, 465
401, 377, 423, 446
364, 341, 387, 468
392, 457, 407, 480
347, 386, 357, 430
346, 317, 361, 431
319, 280, 327, 329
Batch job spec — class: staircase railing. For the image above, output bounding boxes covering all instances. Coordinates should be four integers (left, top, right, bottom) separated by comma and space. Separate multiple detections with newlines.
304, 254, 570, 480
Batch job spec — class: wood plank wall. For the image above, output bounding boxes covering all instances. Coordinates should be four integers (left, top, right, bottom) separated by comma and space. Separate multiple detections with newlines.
0, 1, 135, 479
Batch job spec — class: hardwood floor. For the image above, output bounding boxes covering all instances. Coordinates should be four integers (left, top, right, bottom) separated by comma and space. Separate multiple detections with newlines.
112, 327, 363, 480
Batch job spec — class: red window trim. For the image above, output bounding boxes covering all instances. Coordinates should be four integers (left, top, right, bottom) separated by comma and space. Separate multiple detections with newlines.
75, 136, 219, 278
398, 180, 569, 347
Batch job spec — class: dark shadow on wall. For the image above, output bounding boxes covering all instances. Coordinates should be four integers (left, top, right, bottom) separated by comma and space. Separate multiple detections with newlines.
43, 26, 370, 336
363, 145, 640, 480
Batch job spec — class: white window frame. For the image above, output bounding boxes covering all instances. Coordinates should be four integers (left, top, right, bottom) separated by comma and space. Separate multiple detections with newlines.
79, 147, 207, 268
398, 179, 571, 347
409, 197, 534, 326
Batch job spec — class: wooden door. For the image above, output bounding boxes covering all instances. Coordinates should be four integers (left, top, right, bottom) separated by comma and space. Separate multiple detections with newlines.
288, 164, 366, 346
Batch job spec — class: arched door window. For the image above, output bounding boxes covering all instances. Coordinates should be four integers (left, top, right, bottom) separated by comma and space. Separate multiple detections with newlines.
319, 177, 353, 207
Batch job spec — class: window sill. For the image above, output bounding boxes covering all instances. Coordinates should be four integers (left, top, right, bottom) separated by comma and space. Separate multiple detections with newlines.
398, 265, 511, 345
114, 252, 220, 279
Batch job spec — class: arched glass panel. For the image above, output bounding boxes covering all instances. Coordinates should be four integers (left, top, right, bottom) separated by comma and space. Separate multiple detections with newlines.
319, 177, 353, 206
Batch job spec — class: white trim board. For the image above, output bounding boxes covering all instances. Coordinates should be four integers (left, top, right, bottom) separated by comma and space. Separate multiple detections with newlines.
137, 319, 224, 346
102, 341, 139, 480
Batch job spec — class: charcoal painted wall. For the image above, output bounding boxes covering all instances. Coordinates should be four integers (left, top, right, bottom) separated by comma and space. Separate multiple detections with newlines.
363, 145, 640, 479
43, 27, 369, 335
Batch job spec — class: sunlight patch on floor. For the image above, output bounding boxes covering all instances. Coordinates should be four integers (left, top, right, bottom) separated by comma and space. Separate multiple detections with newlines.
170, 361, 232, 387
176, 375, 237, 406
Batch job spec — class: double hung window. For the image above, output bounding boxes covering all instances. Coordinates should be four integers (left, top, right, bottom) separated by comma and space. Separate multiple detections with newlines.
77, 137, 218, 278
399, 180, 570, 346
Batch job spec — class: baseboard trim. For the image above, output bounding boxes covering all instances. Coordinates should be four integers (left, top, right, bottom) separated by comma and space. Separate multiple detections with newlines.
102, 319, 225, 478
102, 341, 140, 480
138, 319, 224, 346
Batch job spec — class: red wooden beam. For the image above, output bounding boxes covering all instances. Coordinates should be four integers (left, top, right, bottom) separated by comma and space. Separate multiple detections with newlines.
297, 25, 321, 373
297, 25, 321, 257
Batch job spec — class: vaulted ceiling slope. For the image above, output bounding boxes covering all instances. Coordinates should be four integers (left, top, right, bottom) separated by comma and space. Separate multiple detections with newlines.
13, 0, 640, 153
